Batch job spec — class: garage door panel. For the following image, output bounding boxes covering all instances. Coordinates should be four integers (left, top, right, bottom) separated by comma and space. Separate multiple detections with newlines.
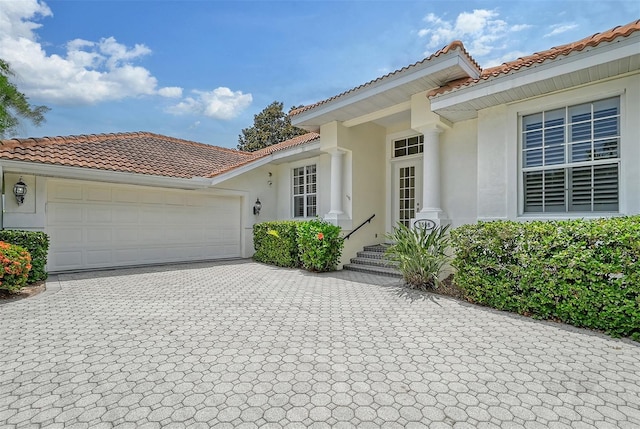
114, 190, 138, 203
47, 180, 242, 271
86, 187, 112, 202
112, 206, 139, 223
139, 247, 167, 261
140, 208, 166, 224
86, 207, 112, 223
114, 249, 138, 263
51, 250, 83, 269
141, 192, 164, 205
86, 249, 112, 266
114, 228, 139, 243
49, 183, 83, 200
48, 204, 83, 223
87, 228, 112, 245
50, 228, 83, 245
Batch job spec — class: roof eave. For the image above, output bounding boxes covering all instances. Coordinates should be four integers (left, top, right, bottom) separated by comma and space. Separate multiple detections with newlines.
292, 49, 480, 129
430, 34, 640, 120
208, 139, 322, 186
0, 159, 213, 190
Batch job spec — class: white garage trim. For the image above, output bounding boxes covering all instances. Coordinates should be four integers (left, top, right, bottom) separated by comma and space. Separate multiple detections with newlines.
46, 179, 242, 272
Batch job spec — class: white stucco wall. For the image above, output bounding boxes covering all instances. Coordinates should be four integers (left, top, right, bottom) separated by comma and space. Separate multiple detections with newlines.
477, 73, 640, 220
213, 164, 278, 257
440, 118, 478, 227
339, 122, 387, 265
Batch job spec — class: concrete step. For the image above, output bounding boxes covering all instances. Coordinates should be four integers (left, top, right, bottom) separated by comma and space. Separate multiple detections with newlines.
362, 244, 390, 253
356, 250, 387, 260
343, 263, 402, 278
349, 257, 398, 268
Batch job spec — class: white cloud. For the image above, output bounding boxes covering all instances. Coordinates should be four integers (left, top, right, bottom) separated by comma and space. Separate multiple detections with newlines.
545, 23, 578, 38
167, 87, 252, 120
158, 87, 183, 98
417, 9, 530, 60
0, 0, 183, 105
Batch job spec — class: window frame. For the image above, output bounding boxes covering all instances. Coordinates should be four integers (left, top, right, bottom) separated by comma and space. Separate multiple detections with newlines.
392, 134, 424, 158
292, 163, 317, 219
519, 96, 621, 215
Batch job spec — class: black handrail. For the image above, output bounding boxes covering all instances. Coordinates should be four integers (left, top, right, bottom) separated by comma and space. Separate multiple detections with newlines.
343, 214, 375, 240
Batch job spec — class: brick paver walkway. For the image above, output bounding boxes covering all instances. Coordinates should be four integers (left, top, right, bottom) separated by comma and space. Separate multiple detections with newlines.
0, 260, 638, 428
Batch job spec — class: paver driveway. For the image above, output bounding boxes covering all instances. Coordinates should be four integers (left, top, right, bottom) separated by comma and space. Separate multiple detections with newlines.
0, 260, 638, 429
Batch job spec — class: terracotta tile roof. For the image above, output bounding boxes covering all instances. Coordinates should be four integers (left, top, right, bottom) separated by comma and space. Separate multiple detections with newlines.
427, 19, 640, 98
252, 132, 320, 157
0, 131, 255, 179
290, 40, 479, 117
205, 132, 320, 178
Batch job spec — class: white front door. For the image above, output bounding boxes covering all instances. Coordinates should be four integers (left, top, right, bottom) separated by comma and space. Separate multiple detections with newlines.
392, 158, 422, 228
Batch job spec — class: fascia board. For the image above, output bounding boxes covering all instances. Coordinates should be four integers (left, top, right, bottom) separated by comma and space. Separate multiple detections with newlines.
208, 141, 322, 186
292, 54, 467, 125
208, 156, 272, 186
0, 160, 212, 190
431, 37, 640, 111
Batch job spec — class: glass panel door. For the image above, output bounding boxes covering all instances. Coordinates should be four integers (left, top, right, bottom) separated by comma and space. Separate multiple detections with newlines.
392, 159, 422, 228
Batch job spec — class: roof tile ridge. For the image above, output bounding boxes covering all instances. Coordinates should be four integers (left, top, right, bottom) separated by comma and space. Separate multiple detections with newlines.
483, 18, 640, 79
252, 132, 321, 156
140, 131, 254, 156
428, 19, 640, 99
207, 156, 268, 178
290, 41, 479, 117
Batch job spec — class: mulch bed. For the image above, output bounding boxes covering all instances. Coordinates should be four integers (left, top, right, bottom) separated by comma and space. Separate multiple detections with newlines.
0, 282, 46, 301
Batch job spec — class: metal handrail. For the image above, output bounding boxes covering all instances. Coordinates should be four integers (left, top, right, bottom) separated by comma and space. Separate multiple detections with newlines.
343, 214, 375, 240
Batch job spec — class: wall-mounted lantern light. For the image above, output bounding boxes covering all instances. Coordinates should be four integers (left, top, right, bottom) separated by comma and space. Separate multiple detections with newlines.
13, 177, 28, 205
253, 198, 262, 215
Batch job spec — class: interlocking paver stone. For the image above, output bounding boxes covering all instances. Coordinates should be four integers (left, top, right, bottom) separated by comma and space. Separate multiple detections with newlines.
0, 260, 638, 428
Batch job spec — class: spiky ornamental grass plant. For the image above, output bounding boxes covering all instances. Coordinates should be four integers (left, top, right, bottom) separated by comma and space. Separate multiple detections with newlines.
385, 222, 450, 289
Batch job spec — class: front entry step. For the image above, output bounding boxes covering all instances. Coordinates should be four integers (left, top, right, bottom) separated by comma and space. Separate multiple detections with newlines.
343, 243, 402, 278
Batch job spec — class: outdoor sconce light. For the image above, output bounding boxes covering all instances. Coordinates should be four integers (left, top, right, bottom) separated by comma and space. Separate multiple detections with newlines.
13, 177, 28, 205
253, 198, 262, 215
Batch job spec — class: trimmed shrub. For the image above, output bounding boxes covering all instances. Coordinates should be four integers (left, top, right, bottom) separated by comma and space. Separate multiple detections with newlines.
385, 222, 450, 289
0, 230, 49, 283
253, 221, 300, 267
0, 241, 32, 292
297, 219, 344, 272
451, 216, 640, 340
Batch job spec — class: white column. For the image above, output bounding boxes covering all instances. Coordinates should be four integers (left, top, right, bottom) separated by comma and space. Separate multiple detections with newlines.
327, 148, 344, 215
414, 126, 449, 226
421, 127, 442, 213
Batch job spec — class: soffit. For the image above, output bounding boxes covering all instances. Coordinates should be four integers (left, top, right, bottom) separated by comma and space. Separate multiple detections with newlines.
292, 49, 478, 131
431, 34, 640, 122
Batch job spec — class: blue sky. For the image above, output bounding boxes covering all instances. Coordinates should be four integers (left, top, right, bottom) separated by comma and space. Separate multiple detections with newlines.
1, 0, 638, 148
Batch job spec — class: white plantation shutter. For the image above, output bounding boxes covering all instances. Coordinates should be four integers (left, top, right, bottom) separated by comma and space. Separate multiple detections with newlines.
522, 97, 620, 214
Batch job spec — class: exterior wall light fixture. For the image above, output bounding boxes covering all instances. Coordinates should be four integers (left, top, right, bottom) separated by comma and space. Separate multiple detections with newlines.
13, 177, 28, 205
253, 198, 262, 215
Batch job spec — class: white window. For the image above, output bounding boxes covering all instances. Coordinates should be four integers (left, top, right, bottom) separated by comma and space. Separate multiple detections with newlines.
522, 97, 620, 213
393, 135, 424, 158
293, 164, 317, 218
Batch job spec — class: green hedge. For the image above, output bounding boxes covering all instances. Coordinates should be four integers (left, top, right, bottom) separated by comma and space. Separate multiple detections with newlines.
253, 219, 344, 272
253, 221, 300, 267
0, 230, 50, 283
297, 219, 343, 272
451, 216, 640, 341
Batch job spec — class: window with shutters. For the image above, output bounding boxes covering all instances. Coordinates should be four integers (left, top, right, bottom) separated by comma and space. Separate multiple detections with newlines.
293, 164, 317, 218
522, 97, 620, 213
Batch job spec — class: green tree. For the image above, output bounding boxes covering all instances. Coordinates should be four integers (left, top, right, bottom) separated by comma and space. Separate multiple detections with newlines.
237, 101, 307, 152
0, 59, 49, 138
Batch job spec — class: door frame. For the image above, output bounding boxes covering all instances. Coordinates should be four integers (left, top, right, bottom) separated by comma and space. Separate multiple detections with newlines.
389, 155, 423, 231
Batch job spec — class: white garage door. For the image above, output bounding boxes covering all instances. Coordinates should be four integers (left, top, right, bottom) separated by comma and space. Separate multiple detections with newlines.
46, 180, 241, 272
